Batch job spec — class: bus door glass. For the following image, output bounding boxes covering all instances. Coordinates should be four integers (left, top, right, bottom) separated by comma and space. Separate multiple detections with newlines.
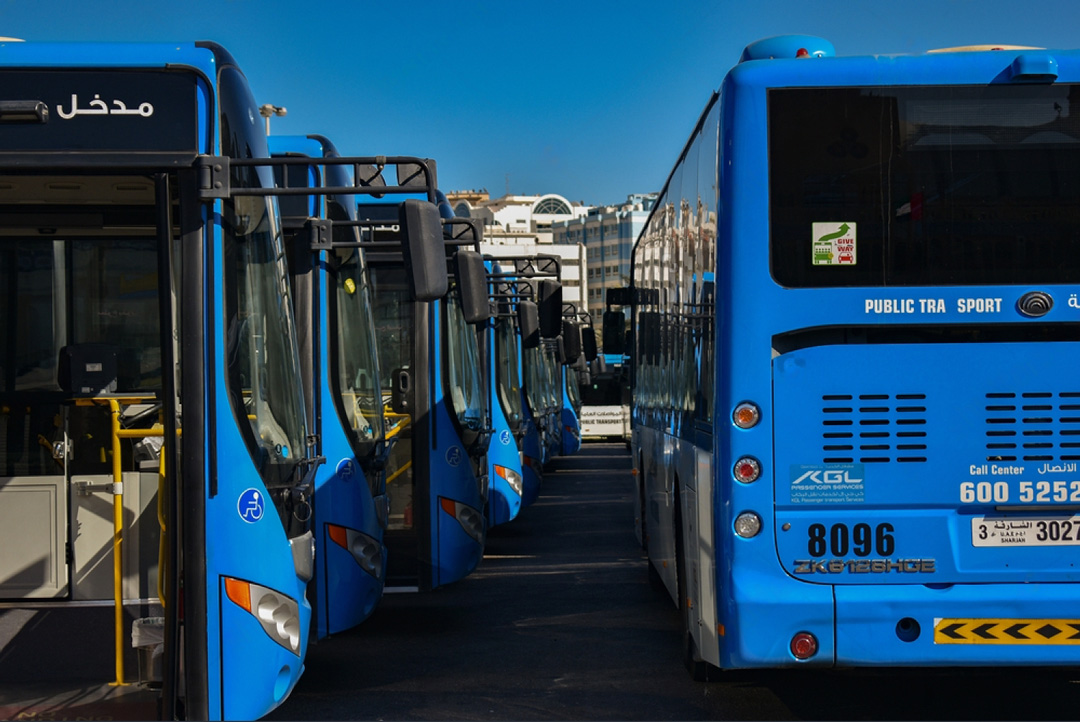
370, 265, 421, 580
0, 174, 163, 602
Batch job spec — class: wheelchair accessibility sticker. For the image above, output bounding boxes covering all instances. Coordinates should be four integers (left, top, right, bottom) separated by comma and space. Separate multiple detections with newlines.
336, 458, 357, 480
446, 445, 463, 467
238, 488, 265, 523
500, 429, 512, 446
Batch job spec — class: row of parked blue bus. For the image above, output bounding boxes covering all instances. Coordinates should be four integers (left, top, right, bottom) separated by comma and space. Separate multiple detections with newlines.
0, 40, 594, 720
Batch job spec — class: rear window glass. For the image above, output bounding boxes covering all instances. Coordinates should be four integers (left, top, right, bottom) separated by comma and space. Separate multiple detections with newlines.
769, 84, 1080, 287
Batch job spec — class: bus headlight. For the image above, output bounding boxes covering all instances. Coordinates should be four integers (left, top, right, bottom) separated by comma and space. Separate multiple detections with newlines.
327, 523, 383, 580
223, 577, 301, 655
440, 497, 484, 543
734, 512, 762, 538
494, 464, 524, 496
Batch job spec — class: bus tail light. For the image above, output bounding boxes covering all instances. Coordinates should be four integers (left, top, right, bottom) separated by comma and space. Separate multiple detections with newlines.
223, 577, 301, 655
733, 457, 761, 483
734, 512, 762, 538
790, 631, 818, 660
327, 523, 383, 580
732, 402, 760, 429
494, 464, 524, 496
440, 497, 484, 543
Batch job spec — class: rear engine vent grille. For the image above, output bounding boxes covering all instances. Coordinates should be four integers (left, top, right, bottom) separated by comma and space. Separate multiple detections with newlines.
984, 392, 1080, 462
820, 393, 928, 464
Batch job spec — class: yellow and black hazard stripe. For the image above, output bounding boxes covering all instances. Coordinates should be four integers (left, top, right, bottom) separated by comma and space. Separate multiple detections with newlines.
934, 618, 1080, 645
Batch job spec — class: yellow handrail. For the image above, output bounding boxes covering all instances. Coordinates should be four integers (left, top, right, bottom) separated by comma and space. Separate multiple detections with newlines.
88, 397, 164, 688
386, 460, 413, 485
385, 416, 411, 440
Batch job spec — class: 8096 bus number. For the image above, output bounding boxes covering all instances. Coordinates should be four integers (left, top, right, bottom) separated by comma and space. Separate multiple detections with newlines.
807, 522, 894, 557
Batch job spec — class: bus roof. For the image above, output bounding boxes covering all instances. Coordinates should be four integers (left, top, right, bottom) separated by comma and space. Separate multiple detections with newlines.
731, 37, 1077, 87
0, 41, 223, 79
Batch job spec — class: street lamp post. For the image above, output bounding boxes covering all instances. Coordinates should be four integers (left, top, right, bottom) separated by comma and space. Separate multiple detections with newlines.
258, 103, 287, 135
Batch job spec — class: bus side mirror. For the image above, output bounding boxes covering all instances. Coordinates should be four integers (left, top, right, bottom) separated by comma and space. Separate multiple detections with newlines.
400, 199, 448, 302
555, 336, 566, 365
582, 327, 598, 361
562, 320, 582, 365
519, 300, 540, 349
538, 279, 562, 339
453, 250, 491, 325
602, 310, 625, 355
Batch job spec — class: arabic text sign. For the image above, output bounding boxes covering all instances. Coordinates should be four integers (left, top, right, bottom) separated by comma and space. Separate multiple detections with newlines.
0, 70, 198, 153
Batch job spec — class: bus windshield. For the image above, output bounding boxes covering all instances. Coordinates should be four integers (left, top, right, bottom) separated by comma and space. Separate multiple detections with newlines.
331, 244, 385, 469
495, 317, 523, 429
523, 345, 544, 414
544, 349, 559, 410
223, 192, 308, 488
446, 294, 484, 431
565, 364, 581, 412
770, 83, 1080, 287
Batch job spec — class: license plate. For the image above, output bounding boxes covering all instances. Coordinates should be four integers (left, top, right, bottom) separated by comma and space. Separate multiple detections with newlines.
971, 515, 1080, 547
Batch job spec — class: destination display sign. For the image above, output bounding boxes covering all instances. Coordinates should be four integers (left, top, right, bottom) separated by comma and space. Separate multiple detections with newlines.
0, 70, 199, 153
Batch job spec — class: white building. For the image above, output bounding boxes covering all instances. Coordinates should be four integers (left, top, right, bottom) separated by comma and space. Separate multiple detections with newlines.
447, 191, 592, 310
552, 193, 657, 321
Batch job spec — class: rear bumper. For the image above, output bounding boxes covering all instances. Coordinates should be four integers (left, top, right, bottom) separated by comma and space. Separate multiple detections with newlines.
834, 582, 1080, 666
724, 559, 1080, 667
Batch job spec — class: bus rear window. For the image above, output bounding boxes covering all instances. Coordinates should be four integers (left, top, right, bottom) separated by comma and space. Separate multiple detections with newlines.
769, 84, 1080, 287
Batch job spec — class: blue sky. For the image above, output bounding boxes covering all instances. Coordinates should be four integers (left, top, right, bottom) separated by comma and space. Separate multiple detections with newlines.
4, 0, 1080, 205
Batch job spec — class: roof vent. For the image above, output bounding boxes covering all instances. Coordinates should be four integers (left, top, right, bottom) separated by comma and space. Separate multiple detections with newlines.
1009, 52, 1058, 82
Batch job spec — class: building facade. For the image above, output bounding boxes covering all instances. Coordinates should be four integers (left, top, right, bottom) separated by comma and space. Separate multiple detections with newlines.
447, 191, 592, 310
552, 193, 657, 321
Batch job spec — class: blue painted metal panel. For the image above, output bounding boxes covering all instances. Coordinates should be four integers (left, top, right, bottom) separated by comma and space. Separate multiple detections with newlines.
487, 365, 523, 526
267, 134, 387, 636
429, 298, 485, 586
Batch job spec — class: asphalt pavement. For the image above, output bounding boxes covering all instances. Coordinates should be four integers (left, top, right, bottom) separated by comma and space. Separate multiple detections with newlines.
9, 443, 1080, 720
265, 442, 1080, 721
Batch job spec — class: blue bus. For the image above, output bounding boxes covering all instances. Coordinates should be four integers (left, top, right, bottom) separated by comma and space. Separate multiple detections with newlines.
633, 34, 1080, 678
485, 259, 526, 527
558, 307, 585, 457
527, 271, 565, 467
0, 41, 337, 719
489, 256, 562, 506
267, 136, 447, 635
361, 196, 490, 590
